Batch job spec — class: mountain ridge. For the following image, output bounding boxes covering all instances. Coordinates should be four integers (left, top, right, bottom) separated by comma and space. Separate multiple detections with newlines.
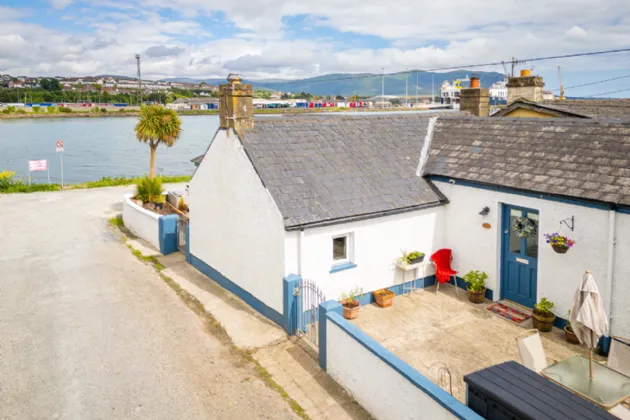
163, 70, 505, 96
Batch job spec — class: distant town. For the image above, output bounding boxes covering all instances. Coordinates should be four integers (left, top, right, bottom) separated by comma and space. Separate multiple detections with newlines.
0, 72, 525, 113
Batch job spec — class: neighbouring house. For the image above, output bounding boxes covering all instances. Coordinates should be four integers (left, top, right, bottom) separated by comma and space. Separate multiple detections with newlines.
188, 76, 630, 346
172, 97, 218, 110
492, 98, 630, 119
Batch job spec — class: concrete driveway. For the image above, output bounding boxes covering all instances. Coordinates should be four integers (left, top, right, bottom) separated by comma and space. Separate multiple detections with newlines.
0, 186, 298, 420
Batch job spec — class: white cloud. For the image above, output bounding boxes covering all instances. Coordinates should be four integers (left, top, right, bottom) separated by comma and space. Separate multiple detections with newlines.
1, 0, 629, 85
48, 0, 74, 9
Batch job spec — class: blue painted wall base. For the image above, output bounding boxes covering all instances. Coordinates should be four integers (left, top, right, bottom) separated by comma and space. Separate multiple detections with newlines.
354, 275, 494, 307
158, 214, 179, 255
189, 254, 284, 328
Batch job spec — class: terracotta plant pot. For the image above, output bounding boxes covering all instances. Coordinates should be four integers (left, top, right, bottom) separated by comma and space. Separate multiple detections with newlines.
373, 289, 395, 308
533, 310, 556, 332
565, 326, 580, 344
342, 300, 361, 320
467, 288, 486, 304
551, 244, 569, 254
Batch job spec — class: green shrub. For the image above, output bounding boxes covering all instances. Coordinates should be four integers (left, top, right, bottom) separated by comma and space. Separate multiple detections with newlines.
16, 109, 27, 114
32, 106, 41, 113
47, 106, 58, 114
91, 107, 100, 113
0, 170, 60, 193
6, 106, 16, 113
1, 108, 9, 114
59, 107, 72, 113
135, 175, 163, 203
0, 170, 16, 191
119, 108, 126, 112
100, 107, 107, 113
535, 297, 555, 315
463, 270, 488, 292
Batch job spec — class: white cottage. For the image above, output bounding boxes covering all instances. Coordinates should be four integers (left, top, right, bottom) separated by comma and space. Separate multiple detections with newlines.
188, 77, 630, 342
422, 117, 630, 339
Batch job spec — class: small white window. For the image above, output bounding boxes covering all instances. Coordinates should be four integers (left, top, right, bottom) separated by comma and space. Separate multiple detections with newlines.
332, 234, 353, 264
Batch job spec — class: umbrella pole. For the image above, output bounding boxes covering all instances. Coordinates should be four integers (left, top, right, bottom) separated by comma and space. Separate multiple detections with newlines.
589, 348, 594, 380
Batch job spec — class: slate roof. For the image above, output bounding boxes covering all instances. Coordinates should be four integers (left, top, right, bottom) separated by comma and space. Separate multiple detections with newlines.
424, 117, 630, 207
546, 99, 630, 120
493, 98, 630, 120
238, 114, 448, 229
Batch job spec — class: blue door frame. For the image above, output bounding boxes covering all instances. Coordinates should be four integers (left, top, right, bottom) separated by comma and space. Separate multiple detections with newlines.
500, 204, 539, 308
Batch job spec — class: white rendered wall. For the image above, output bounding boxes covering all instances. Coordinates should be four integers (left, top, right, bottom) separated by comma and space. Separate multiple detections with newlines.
435, 180, 614, 322
189, 129, 286, 314
612, 213, 630, 337
327, 320, 460, 420
285, 207, 445, 301
122, 193, 160, 250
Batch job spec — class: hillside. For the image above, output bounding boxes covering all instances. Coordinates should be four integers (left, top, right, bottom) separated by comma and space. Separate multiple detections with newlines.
165, 70, 505, 96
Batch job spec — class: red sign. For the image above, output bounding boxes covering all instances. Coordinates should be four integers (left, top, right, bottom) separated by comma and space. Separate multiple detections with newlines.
28, 160, 48, 172
56, 140, 64, 148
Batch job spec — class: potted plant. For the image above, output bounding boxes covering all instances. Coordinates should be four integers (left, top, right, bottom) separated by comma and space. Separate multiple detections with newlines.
565, 310, 579, 344
533, 297, 556, 332
373, 288, 395, 308
340, 287, 363, 320
463, 270, 488, 304
398, 250, 425, 266
544, 233, 576, 254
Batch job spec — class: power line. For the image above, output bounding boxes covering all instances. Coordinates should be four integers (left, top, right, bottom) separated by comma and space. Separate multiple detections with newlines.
588, 87, 630, 97
549, 73, 630, 92
275, 47, 630, 86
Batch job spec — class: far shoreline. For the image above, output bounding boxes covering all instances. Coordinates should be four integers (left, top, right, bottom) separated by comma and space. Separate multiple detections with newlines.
0, 106, 442, 120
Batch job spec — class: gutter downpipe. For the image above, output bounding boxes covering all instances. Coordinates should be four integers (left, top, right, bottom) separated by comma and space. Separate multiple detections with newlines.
602, 209, 616, 355
298, 228, 305, 276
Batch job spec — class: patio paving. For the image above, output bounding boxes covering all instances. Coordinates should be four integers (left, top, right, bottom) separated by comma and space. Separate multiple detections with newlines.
351, 285, 597, 403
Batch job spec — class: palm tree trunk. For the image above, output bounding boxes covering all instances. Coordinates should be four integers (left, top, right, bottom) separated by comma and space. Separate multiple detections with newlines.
149, 145, 157, 179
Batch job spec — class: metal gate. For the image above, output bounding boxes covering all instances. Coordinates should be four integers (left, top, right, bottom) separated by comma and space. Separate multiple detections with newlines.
178, 216, 188, 252
296, 278, 326, 347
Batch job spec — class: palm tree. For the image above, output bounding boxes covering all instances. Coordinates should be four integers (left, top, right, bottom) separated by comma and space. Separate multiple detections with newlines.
134, 105, 182, 179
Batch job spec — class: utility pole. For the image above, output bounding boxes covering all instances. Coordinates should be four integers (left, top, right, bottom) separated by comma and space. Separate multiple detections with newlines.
416, 71, 419, 107
405, 69, 409, 108
135, 54, 142, 105
381, 67, 385, 109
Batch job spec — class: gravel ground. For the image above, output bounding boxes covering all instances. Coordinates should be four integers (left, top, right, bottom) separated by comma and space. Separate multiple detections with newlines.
0, 186, 299, 420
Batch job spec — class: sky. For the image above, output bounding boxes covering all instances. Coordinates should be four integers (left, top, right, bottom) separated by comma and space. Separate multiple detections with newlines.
1, 0, 630, 96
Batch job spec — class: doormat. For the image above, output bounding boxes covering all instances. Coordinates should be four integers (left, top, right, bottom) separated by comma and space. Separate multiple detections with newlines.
487, 303, 532, 324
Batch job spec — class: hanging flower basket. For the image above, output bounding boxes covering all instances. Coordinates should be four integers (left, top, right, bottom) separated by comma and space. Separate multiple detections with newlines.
544, 233, 575, 254
552, 244, 569, 254
512, 216, 537, 238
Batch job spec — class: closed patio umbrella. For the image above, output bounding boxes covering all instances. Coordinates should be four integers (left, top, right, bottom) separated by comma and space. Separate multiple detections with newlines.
569, 270, 609, 379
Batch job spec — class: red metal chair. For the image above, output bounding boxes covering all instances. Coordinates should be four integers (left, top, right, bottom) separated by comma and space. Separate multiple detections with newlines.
430, 249, 459, 296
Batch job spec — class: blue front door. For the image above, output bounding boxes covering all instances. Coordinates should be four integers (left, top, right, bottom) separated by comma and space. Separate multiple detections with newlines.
501, 205, 539, 308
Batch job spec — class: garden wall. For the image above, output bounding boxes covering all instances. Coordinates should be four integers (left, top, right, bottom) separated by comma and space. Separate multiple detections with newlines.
321, 303, 482, 420
123, 193, 161, 250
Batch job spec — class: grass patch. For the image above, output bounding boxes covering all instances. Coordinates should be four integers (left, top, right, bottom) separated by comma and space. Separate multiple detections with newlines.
121, 241, 309, 419
70, 175, 192, 190
126, 245, 166, 271
108, 215, 124, 227
1, 172, 192, 194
